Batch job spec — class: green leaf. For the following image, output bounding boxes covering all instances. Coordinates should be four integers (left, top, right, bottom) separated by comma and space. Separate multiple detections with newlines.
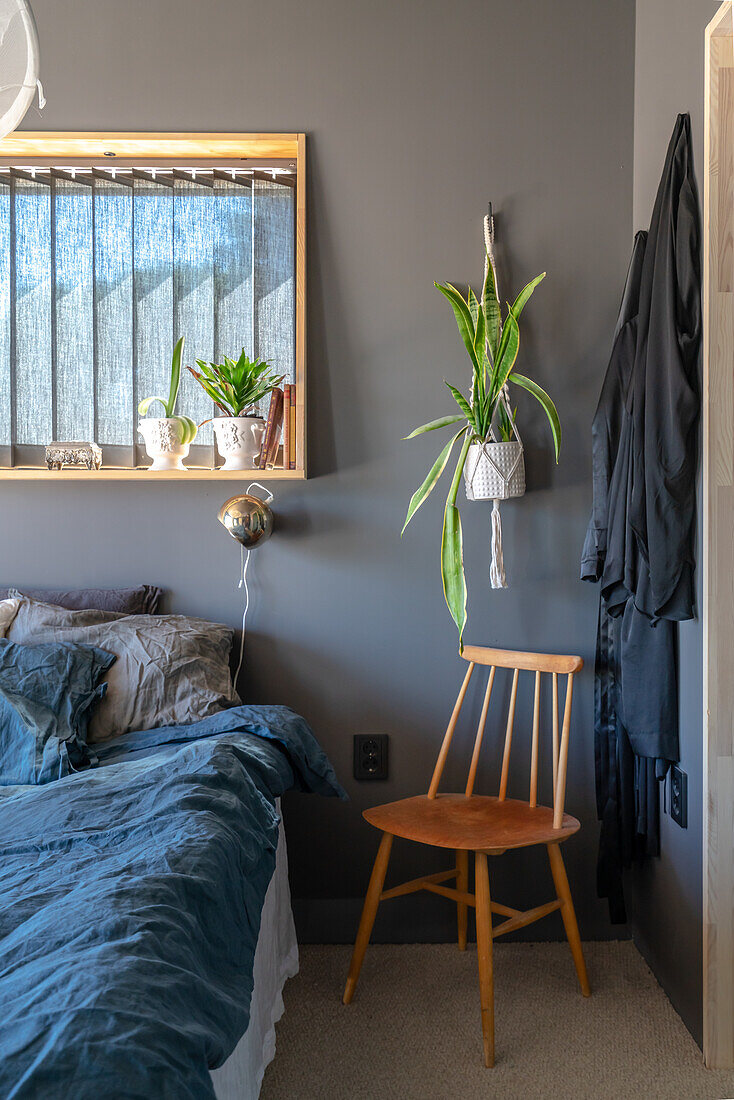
467, 286, 480, 333
473, 291, 485, 363
137, 395, 169, 417
166, 335, 185, 417
479, 390, 499, 437
482, 254, 501, 361
194, 359, 216, 380
444, 381, 475, 429
511, 271, 546, 321
440, 432, 472, 649
173, 415, 198, 445
496, 401, 517, 442
402, 428, 465, 534
474, 353, 495, 437
435, 282, 480, 373
471, 362, 480, 428
494, 306, 520, 391
441, 502, 467, 649
187, 369, 229, 413
509, 371, 562, 461
467, 286, 485, 368
404, 414, 465, 439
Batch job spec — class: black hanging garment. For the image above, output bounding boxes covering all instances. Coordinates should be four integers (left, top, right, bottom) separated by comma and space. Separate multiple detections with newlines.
581, 113, 701, 923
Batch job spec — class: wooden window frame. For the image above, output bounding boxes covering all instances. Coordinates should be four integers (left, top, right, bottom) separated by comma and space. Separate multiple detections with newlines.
0, 132, 307, 480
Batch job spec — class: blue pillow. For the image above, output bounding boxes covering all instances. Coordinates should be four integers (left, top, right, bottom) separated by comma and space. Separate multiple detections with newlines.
0, 638, 116, 785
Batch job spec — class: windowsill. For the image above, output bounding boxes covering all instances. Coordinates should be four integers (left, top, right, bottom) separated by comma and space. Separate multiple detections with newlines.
0, 466, 306, 481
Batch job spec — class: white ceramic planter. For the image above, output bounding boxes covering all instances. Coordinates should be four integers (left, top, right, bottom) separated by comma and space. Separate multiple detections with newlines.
213, 416, 266, 471
464, 440, 525, 501
138, 418, 191, 471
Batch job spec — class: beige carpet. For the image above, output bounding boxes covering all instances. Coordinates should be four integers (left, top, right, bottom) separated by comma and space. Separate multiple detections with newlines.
260, 942, 734, 1100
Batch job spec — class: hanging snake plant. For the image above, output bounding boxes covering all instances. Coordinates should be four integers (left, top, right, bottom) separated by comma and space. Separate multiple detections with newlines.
137, 336, 198, 445
402, 259, 561, 649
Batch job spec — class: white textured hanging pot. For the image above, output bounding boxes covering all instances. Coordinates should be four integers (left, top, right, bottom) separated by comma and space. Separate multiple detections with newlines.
463, 440, 525, 502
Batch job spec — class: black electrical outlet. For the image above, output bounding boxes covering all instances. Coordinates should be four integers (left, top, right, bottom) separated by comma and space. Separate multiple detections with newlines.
353, 734, 388, 780
670, 765, 688, 828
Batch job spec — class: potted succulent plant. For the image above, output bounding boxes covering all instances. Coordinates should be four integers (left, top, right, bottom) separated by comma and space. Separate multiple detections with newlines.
137, 337, 198, 471
402, 259, 561, 647
188, 351, 284, 470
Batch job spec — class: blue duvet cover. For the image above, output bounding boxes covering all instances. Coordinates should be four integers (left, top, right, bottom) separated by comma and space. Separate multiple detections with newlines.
0, 706, 344, 1099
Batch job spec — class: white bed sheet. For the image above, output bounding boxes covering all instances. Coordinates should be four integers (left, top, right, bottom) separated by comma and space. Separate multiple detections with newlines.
211, 803, 298, 1100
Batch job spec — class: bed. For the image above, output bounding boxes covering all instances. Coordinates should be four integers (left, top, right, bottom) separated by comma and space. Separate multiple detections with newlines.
211, 808, 298, 1099
0, 705, 343, 1099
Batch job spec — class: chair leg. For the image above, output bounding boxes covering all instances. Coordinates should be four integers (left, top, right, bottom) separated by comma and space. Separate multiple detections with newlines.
474, 850, 495, 1067
546, 842, 591, 997
342, 832, 393, 1005
456, 848, 469, 951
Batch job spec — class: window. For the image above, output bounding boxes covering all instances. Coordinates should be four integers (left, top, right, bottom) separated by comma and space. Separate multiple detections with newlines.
0, 133, 306, 477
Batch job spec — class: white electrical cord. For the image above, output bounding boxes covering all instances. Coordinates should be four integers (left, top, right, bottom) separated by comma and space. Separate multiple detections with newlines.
233, 482, 272, 689
235, 542, 251, 688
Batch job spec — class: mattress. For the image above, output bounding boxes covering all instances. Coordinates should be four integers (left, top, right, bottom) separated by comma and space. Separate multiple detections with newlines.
211, 804, 299, 1100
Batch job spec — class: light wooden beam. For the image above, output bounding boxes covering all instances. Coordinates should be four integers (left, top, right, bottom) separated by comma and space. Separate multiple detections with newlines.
0, 467, 305, 481
0, 132, 300, 160
704, 1, 734, 1068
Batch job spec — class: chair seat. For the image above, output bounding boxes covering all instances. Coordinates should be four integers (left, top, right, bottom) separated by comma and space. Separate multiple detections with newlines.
363, 793, 580, 851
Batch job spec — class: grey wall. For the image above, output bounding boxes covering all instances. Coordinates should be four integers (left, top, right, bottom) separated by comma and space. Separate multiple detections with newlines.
5, 0, 635, 942
629, 0, 717, 1047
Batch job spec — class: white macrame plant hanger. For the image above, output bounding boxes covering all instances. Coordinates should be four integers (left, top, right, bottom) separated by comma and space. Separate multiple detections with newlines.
463, 208, 526, 589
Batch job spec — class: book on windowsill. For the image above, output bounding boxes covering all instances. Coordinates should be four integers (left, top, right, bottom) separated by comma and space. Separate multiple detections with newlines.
257, 387, 284, 469
289, 385, 296, 469
283, 384, 292, 470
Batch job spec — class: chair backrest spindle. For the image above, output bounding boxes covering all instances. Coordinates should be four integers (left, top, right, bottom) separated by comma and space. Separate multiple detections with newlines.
553, 672, 575, 829
427, 661, 475, 799
465, 666, 496, 797
498, 668, 519, 801
529, 670, 541, 808
551, 672, 559, 795
426, 646, 582, 814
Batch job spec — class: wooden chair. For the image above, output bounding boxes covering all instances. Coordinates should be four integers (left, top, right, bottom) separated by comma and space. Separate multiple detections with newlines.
342, 645, 590, 1067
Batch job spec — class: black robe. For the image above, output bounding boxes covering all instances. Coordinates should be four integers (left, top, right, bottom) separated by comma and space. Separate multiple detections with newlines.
581, 114, 701, 922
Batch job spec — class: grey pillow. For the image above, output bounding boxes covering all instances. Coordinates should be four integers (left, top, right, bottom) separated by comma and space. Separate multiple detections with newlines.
7, 597, 238, 742
0, 585, 162, 615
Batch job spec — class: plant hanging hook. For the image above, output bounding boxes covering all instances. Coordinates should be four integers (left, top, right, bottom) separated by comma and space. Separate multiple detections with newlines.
484, 203, 499, 302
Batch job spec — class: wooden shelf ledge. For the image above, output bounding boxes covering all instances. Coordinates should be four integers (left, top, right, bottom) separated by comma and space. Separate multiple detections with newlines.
0, 467, 306, 481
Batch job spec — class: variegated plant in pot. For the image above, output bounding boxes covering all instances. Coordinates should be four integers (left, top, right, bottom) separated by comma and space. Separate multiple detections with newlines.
138, 337, 198, 471
402, 260, 561, 648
